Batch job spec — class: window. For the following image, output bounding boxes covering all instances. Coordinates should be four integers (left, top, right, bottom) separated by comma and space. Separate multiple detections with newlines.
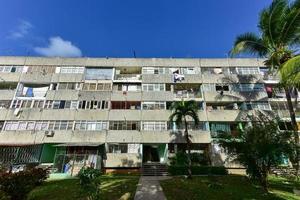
202, 67, 223, 75
34, 121, 49, 130
0, 66, 23, 73
142, 121, 167, 131
115, 84, 141, 92
215, 84, 229, 91
109, 121, 140, 130
27, 122, 35, 130
111, 101, 141, 110
82, 82, 111, 91
57, 83, 78, 90
78, 100, 109, 110
236, 67, 260, 75
170, 121, 205, 131
108, 144, 128, 153
70, 101, 78, 109
74, 121, 108, 131
85, 68, 113, 80
44, 101, 53, 109
3, 121, 75, 131
142, 102, 166, 110
53, 101, 61, 109
60, 67, 84, 74
180, 67, 197, 74
142, 67, 165, 74
233, 84, 265, 92
245, 102, 271, 110
142, 84, 165, 91
33, 100, 44, 108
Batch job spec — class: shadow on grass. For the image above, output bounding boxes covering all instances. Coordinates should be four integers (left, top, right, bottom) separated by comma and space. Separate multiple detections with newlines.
28, 176, 139, 200
160, 175, 299, 200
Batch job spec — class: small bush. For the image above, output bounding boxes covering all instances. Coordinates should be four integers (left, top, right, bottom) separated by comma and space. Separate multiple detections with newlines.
0, 168, 49, 200
168, 165, 228, 176
77, 167, 101, 200
169, 151, 209, 166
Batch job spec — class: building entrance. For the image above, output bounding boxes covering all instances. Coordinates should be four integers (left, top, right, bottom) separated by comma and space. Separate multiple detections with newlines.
142, 145, 160, 163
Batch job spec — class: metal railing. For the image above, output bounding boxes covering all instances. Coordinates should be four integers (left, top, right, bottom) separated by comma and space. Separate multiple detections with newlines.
114, 74, 142, 81
174, 90, 202, 98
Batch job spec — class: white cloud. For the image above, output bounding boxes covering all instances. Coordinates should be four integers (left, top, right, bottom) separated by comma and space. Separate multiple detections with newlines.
34, 36, 82, 57
8, 20, 33, 39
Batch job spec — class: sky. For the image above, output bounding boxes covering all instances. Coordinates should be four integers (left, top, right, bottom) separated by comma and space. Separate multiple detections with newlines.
0, 0, 272, 58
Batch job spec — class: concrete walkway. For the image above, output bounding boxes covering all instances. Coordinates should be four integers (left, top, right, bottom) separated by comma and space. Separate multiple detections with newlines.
134, 176, 169, 200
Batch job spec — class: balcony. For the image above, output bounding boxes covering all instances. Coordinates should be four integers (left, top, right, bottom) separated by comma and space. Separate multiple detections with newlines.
114, 74, 142, 82
114, 67, 142, 82
262, 73, 280, 83
173, 83, 202, 99
16, 83, 50, 98
174, 90, 202, 99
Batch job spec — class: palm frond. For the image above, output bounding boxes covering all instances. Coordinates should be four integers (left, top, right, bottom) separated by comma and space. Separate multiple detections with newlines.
168, 100, 200, 128
280, 55, 300, 88
230, 32, 268, 57
259, 0, 288, 46
186, 110, 200, 126
169, 112, 183, 126
280, 0, 300, 46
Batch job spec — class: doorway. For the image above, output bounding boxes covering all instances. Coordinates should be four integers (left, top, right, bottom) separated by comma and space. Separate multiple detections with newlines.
142, 145, 160, 163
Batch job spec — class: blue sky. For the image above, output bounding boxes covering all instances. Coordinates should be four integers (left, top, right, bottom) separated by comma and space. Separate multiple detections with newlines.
0, 0, 271, 58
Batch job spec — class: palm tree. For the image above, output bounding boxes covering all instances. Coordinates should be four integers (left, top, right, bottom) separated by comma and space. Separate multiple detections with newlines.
230, 0, 300, 174
169, 100, 200, 178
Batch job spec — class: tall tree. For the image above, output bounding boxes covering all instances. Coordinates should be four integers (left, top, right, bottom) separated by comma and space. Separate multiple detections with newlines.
230, 0, 300, 174
169, 100, 200, 178
216, 114, 295, 192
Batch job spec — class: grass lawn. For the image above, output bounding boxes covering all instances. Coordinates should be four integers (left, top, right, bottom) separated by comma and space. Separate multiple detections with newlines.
160, 175, 300, 200
28, 175, 140, 200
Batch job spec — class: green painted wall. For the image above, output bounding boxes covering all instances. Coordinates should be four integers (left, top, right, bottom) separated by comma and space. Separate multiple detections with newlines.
158, 144, 167, 162
40, 144, 56, 163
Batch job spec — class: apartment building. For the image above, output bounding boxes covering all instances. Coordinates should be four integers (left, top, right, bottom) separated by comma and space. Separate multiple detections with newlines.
0, 57, 298, 174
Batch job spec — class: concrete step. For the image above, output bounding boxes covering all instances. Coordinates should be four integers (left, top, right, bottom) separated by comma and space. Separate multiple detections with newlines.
142, 163, 168, 176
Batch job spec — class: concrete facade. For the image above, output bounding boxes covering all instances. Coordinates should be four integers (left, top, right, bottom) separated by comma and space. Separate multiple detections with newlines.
0, 56, 296, 169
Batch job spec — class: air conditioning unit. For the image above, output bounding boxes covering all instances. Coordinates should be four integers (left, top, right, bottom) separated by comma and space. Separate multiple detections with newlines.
45, 130, 55, 137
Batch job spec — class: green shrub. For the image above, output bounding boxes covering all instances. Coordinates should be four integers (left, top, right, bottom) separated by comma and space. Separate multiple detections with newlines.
77, 167, 101, 200
0, 190, 9, 200
0, 168, 49, 200
169, 151, 188, 166
210, 166, 228, 175
169, 151, 209, 166
168, 165, 228, 176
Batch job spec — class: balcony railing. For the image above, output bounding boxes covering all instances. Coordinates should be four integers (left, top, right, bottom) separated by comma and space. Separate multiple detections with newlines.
263, 73, 279, 81
16, 90, 47, 98
174, 90, 202, 98
114, 74, 142, 81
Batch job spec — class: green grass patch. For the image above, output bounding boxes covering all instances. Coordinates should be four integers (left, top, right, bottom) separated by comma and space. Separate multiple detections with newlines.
160, 175, 300, 200
28, 175, 139, 200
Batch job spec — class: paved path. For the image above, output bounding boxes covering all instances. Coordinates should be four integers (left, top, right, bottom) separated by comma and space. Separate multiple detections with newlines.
134, 176, 169, 200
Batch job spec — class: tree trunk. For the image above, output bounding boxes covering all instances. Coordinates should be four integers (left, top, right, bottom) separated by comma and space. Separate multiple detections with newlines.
285, 87, 300, 177
260, 169, 269, 193
184, 117, 192, 179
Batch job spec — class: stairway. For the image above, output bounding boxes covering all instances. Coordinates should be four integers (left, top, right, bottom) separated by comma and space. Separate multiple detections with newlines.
142, 163, 168, 176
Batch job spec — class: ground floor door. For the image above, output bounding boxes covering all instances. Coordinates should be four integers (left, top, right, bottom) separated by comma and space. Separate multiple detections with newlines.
142, 145, 160, 163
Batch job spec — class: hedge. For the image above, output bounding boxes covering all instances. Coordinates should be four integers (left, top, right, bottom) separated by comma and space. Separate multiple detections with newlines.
168, 165, 228, 176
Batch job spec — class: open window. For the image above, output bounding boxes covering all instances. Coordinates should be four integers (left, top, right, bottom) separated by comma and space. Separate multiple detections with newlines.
215, 84, 229, 92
